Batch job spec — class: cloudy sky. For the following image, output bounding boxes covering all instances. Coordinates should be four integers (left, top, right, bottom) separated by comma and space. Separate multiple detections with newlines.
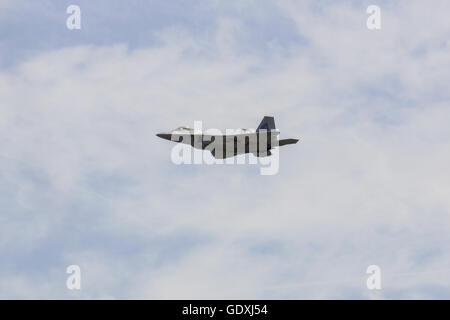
1, 0, 450, 299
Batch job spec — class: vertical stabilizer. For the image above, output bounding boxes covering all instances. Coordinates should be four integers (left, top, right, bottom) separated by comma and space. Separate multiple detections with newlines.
256, 116, 276, 132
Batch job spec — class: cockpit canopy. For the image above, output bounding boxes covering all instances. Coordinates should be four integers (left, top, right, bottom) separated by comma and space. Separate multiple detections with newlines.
170, 127, 258, 134
172, 126, 194, 133
235, 128, 255, 133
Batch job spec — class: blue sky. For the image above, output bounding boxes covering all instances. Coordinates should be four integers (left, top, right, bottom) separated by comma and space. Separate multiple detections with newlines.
1, 0, 450, 299
0, 0, 303, 67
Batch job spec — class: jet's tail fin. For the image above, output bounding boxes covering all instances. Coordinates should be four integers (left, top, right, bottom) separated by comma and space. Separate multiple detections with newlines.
256, 116, 276, 132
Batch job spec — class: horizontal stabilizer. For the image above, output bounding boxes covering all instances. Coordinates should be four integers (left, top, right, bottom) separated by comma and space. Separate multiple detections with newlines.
278, 138, 299, 146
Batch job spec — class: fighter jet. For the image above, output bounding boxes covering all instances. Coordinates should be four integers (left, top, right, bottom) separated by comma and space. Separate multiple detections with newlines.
156, 116, 299, 159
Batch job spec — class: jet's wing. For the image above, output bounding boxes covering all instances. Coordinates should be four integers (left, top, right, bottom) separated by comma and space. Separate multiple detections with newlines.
278, 138, 299, 146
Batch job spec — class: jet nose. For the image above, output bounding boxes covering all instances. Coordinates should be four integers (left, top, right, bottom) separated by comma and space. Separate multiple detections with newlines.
156, 133, 171, 140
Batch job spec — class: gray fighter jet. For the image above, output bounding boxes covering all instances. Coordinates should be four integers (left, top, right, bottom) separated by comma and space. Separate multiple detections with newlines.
156, 116, 299, 159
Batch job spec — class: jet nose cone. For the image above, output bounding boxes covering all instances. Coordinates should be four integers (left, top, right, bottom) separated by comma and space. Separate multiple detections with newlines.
156, 133, 171, 140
